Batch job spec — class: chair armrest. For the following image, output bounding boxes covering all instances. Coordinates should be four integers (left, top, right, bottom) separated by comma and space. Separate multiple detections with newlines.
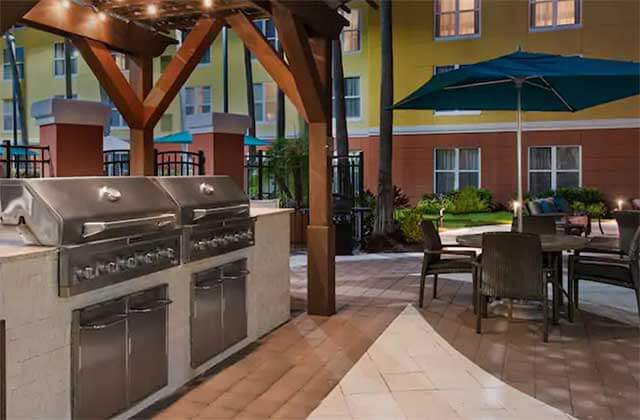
570, 255, 630, 265
425, 249, 477, 258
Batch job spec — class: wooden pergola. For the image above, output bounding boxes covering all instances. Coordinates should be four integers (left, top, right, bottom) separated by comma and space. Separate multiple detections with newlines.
1, 0, 349, 316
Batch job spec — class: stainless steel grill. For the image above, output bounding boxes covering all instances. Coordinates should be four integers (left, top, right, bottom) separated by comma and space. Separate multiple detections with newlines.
152, 176, 255, 262
0, 177, 182, 296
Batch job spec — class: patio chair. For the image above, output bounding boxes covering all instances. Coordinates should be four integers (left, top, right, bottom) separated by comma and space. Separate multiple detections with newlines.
631, 199, 640, 211
614, 211, 640, 255
476, 232, 552, 342
419, 221, 478, 308
526, 197, 592, 236
512, 215, 557, 235
569, 227, 640, 320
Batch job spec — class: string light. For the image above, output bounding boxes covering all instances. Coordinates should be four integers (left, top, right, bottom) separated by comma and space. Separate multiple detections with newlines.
61, 0, 71, 9
98, 11, 107, 21
203, 0, 213, 8
147, 4, 158, 16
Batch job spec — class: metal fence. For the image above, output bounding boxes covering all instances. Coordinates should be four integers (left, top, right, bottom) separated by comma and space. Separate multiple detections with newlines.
0, 140, 51, 178
103, 149, 205, 176
244, 151, 365, 204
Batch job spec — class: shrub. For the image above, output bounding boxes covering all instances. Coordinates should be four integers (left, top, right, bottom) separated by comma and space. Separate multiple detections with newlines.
396, 207, 424, 243
418, 187, 492, 215
393, 186, 411, 209
572, 201, 608, 218
536, 187, 604, 205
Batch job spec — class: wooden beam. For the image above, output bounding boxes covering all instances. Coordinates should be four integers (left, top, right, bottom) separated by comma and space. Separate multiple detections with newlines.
272, 2, 326, 123
225, 11, 308, 122
20, 0, 176, 57
73, 37, 144, 128
143, 17, 224, 128
129, 55, 155, 176
1, 0, 38, 34
269, 0, 349, 39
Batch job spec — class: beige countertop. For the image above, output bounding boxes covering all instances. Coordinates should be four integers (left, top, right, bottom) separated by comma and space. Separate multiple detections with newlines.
0, 226, 57, 262
250, 207, 295, 218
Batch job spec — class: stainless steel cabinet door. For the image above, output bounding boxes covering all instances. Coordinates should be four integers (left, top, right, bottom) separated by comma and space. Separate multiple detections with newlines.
191, 282, 224, 368
75, 315, 128, 419
128, 301, 170, 404
223, 275, 247, 349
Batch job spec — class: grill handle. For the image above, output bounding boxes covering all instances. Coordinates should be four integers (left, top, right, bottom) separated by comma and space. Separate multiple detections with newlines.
82, 213, 176, 238
79, 313, 127, 330
192, 204, 249, 221
129, 299, 173, 314
221, 269, 251, 280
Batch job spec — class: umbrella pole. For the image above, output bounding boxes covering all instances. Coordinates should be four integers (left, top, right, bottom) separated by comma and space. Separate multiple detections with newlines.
516, 82, 524, 232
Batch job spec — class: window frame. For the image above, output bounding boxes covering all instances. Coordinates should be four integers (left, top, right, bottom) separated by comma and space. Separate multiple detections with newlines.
184, 86, 212, 116
527, 145, 582, 193
3, 46, 24, 82
180, 30, 211, 66
434, 0, 482, 41
53, 42, 78, 78
343, 76, 362, 121
252, 19, 279, 60
253, 82, 277, 124
433, 147, 482, 194
340, 8, 362, 54
529, 0, 582, 32
2, 99, 20, 132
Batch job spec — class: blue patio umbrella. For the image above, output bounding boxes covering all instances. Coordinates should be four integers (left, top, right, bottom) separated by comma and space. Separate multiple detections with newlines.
243, 135, 271, 147
154, 131, 271, 147
394, 50, 640, 229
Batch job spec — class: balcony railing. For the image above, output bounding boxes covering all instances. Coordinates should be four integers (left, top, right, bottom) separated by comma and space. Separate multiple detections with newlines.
104, 149, 205, 176
0, 140, 52, 178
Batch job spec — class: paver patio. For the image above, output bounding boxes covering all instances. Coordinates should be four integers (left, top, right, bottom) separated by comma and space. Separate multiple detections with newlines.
146, 224, 639, 420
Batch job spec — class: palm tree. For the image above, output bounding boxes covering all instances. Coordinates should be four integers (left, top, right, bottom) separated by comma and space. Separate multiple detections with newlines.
374, 0, 394, 234
276, 44, 285, 139
244, 46, 256, 140
332, 38, 351, 199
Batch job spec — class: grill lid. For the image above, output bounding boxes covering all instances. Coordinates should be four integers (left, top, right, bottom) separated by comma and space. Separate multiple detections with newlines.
0, 177, 178, 246
152, 176, 249, 226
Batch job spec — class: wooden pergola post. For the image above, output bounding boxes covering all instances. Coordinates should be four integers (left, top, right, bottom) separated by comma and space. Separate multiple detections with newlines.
129, 56, 154, 175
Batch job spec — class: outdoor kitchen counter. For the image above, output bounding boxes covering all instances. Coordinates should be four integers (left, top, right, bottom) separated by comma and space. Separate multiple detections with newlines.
0, 207, 292, 419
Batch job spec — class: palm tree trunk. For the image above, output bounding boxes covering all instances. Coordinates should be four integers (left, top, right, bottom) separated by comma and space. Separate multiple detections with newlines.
276, 44, 285, 139
64, 37, 73, 99
222, 27, 229, 113
4, 33, 28, 145
374, 0, 394, 234
333, 39, 352, 200
244, 46, 256, 145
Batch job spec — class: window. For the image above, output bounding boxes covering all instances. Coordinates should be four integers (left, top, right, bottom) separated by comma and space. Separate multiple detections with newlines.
104, 97, 126, 128
434, 65, 480, 115
111, 52, 129, 73
160, 55, 172, 72
3, 46, 24, 81
435, 0, 480, 39
184, 86, 212, 115
160, 114, 173, 132
344, 77, 361, 119
254, 19, 279, 52
530, 0, 581, 30
180, 31, 211, 65
529, 146, 580, 194
54, 94, 78, 99
340, 9, 361, 53
435, 148, 480, 194
53, 42, 78, 77
253, 82, 277, 123
2, 99, 20, 132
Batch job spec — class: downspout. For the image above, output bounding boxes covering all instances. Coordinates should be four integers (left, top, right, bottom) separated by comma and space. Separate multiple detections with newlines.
4, 32, 28, 145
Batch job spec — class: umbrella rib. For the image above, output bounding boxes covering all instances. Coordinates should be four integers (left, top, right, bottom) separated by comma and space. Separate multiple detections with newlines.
443, 78, 514, 90
539, 77, 575, 112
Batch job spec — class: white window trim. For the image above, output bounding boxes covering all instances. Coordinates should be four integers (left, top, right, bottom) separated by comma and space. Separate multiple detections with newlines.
3, 46, 24, 82
528, 0, 582, 32
184, 86, 212, 116
434, 0, 482, 41
527, 145, 582, 191
2, 99, 20, 132
252, 19, 279, 61
254, 82, 276, 125
433, 147, 482, 194
433, 65, 481, 116
344, 76, 362, 121
53, 42, 78, 79
340, 8, 362, 55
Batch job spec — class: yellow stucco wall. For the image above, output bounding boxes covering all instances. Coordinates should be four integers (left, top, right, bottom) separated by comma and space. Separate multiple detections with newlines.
1, 0, 639, 143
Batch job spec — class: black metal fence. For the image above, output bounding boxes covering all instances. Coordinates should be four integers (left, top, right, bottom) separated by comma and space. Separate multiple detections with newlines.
103, 149, 205, 176
0, 140, 51, 178
245, 151, 365, 204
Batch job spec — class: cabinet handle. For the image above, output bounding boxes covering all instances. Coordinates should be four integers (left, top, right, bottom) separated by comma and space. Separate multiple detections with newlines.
195, 281, 222, 291
129, 299, 173, 313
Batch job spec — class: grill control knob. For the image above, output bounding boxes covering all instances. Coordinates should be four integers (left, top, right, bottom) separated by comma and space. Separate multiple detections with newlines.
95, 262, 106, 276
106, 262, 118, 274
116, 257, 127, 270
207, 239, 219, 248
83, 266, 95, 280
74, 268, 85, 280
135, 253, 146, 264
144, 252, 157, 264
196, 241, 208, 251
232, 233, 241, 242
158, 247, 176, 259
126, 257, 137, 269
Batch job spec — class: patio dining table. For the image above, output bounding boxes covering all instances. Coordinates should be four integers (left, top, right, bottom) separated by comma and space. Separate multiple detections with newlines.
456, 233, 591, 323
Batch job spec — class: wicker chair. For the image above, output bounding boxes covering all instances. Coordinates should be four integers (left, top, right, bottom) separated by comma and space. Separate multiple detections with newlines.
419, 221, 477, 308
614, 211, 640, 255
512, 215, 557, 235
476, 232, 552, 342
569, 227, 640, 320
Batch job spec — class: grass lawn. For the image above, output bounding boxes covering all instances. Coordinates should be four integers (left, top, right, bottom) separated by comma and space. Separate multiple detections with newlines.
423, 211, 513, 230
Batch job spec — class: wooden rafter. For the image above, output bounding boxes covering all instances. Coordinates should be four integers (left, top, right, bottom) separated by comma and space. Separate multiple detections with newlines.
225, 11, 308, 122
270, 0, 349, 39
20, 0, 176, 57
72, 37, 144, 127
1, 0, 38, 34
272, 3, 326, 123
143, 17, 224, 128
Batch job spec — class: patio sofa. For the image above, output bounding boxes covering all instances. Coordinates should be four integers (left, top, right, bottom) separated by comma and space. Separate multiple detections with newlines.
525, 196, 591, 236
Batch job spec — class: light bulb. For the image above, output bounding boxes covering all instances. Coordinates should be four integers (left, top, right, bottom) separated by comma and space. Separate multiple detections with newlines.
147, 4, 158, 16
203, 0, 213, 8
61, 0, 71, 9
98, 12, 106, 21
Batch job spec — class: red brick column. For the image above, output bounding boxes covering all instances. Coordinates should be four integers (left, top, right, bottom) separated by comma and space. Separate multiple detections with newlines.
32, 98, 110, 177
186, 113, 250, 187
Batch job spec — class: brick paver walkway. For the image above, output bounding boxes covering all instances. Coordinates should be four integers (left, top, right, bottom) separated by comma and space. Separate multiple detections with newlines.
145, 253, 639, 420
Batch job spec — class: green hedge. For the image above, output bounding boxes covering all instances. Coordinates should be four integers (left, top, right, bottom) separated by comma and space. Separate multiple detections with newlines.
418, 187, 493, 215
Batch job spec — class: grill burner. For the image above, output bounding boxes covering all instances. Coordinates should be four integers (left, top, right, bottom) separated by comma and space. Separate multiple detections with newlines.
152, 176, 255, 263
0, 177, 182, 297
